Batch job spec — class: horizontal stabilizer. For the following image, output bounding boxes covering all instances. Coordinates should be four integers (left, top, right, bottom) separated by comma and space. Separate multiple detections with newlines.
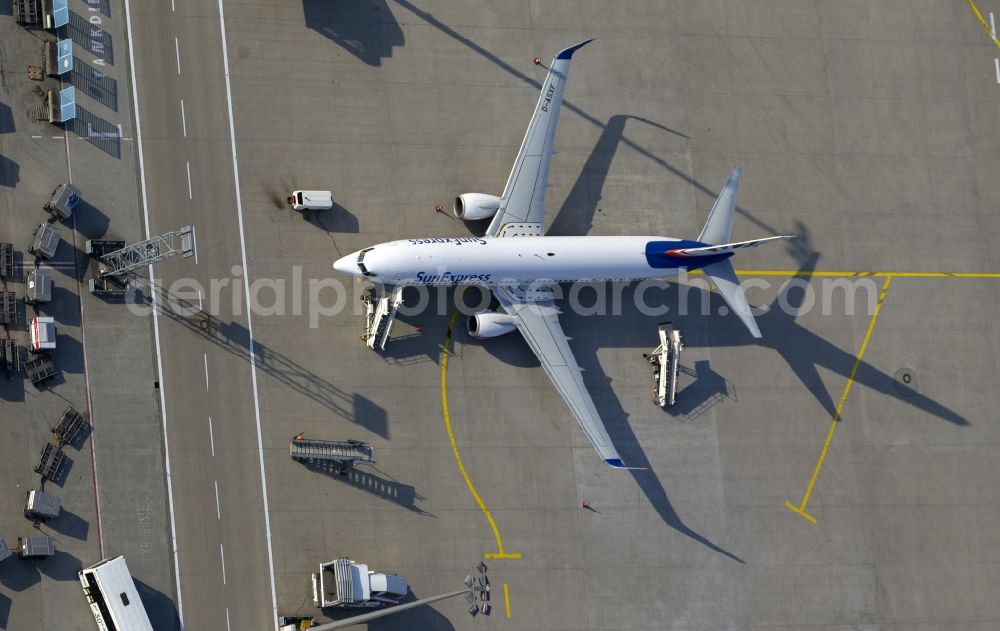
666, 235, 794, 257
701, 259, 762, 338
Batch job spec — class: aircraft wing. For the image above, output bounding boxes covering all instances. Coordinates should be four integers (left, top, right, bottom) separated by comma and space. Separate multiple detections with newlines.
486, 39, 594, 239
493, 283, 626, 468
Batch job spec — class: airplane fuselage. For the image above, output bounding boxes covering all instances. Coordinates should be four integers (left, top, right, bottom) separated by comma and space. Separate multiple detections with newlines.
334, 236, 733, 285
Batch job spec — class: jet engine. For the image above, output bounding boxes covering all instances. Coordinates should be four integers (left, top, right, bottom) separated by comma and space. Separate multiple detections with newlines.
453, 193, 502, 221
467, 312, 517, 338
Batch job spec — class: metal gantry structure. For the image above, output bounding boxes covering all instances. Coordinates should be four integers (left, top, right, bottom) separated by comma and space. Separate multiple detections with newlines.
90, 225, 195, 278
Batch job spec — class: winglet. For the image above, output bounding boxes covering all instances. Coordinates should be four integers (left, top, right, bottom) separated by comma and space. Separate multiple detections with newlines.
555, 38, 596, 60
605, 458, 651, 471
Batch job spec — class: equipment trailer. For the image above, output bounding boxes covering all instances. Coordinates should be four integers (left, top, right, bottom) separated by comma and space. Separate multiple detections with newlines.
361, 286, 404, 351
290, 435, 374, 473
644, 322, 683, 408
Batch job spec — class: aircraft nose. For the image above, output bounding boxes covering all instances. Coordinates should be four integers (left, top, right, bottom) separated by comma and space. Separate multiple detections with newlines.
333, 253, 357, 275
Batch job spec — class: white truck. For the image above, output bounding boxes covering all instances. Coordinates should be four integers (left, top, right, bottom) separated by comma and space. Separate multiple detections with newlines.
313, 558, 408, 609
288, 190, 333, 211
79, 556, 154, 631
30, 316, 56, 352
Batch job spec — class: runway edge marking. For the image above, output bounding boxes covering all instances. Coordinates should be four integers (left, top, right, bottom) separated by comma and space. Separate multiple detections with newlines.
786, 274, 894, 524
441, 307, 521, 560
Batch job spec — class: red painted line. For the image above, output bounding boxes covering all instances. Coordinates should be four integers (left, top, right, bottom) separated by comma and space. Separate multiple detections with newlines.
69, 213, 105, 558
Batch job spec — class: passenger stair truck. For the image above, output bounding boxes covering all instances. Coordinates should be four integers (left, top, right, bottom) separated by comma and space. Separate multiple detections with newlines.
79, 556, 154, 631
645, 322, 683, 408
313, 558, 409, 609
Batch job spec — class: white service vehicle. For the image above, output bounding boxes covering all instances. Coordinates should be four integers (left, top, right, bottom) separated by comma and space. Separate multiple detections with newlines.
79, 556, 154, 631
313, 557, 409, 609
30, 316, 56, 352
288, 190, 334, 211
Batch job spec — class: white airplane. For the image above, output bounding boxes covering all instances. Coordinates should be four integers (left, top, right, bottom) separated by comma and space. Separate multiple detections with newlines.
334, 40, 792, 468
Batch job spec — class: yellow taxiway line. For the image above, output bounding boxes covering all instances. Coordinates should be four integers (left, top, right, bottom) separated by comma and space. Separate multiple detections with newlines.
965, 0, 1000, 49
441, 307, 521, 560
785, 275, 894, 523
503, 582, 512, 618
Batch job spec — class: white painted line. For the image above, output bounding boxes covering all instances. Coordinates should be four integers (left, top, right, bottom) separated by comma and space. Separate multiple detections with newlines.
219, 544, 227, 585
203, 353, 209, 390
208, 416, 215, 456
225, 608, 231, 631
171, 0, 175, 11
991, 12, 996, 38
191, 223, 198, 265
214, 480, 221, 519
174, 37, 181, 75
218, 0, 279, 624
197, 288, 203, 311
31, 135, 42, 139
52, 136, 64, 139
186, 161, 193, 199
117, 123, 123, 138
995, 58, 1000, 84
180, 98, 187, 137
125, 0, 185, 624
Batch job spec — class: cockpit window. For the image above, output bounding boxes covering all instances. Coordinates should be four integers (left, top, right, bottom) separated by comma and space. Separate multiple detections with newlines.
357, 247, 375, 277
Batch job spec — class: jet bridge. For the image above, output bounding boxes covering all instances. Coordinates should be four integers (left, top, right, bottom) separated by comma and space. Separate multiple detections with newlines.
361, 286, 404, 351
645, 322, 683, 408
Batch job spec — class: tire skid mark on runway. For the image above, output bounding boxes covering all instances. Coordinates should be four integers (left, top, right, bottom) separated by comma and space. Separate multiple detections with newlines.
441, 306, 521, 561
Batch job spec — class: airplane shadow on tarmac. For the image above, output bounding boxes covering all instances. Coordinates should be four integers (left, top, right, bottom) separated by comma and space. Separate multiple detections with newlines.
460, 115, 964, 561
319, 590, 456, 631
137, 281, 390, 438
302, 0, 404, 67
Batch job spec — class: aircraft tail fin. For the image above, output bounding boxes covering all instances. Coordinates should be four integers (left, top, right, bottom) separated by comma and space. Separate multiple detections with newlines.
694, 167, 794, 338
698, 167, 742, 245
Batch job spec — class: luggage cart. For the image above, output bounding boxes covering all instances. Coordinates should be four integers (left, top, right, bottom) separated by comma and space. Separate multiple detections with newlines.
54, 405, 89, 446
2, 339, 21, 375
43, 183, 80, 220
28, 223, 61, 259
25, 354, 57, 385
26, 269, 52, 304
17, 535, 54, 558
0, 292, 17, 326
0, 243, 14, 280
24, 490, 61, 521
34, 442, 65, 481
290, 435, 375, 474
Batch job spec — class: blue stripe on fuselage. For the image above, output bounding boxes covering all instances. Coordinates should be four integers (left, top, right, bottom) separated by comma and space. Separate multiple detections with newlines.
644, 240, 733, 271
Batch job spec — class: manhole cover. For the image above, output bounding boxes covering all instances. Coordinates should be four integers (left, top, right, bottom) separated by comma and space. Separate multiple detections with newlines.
893, 368, 918, 398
